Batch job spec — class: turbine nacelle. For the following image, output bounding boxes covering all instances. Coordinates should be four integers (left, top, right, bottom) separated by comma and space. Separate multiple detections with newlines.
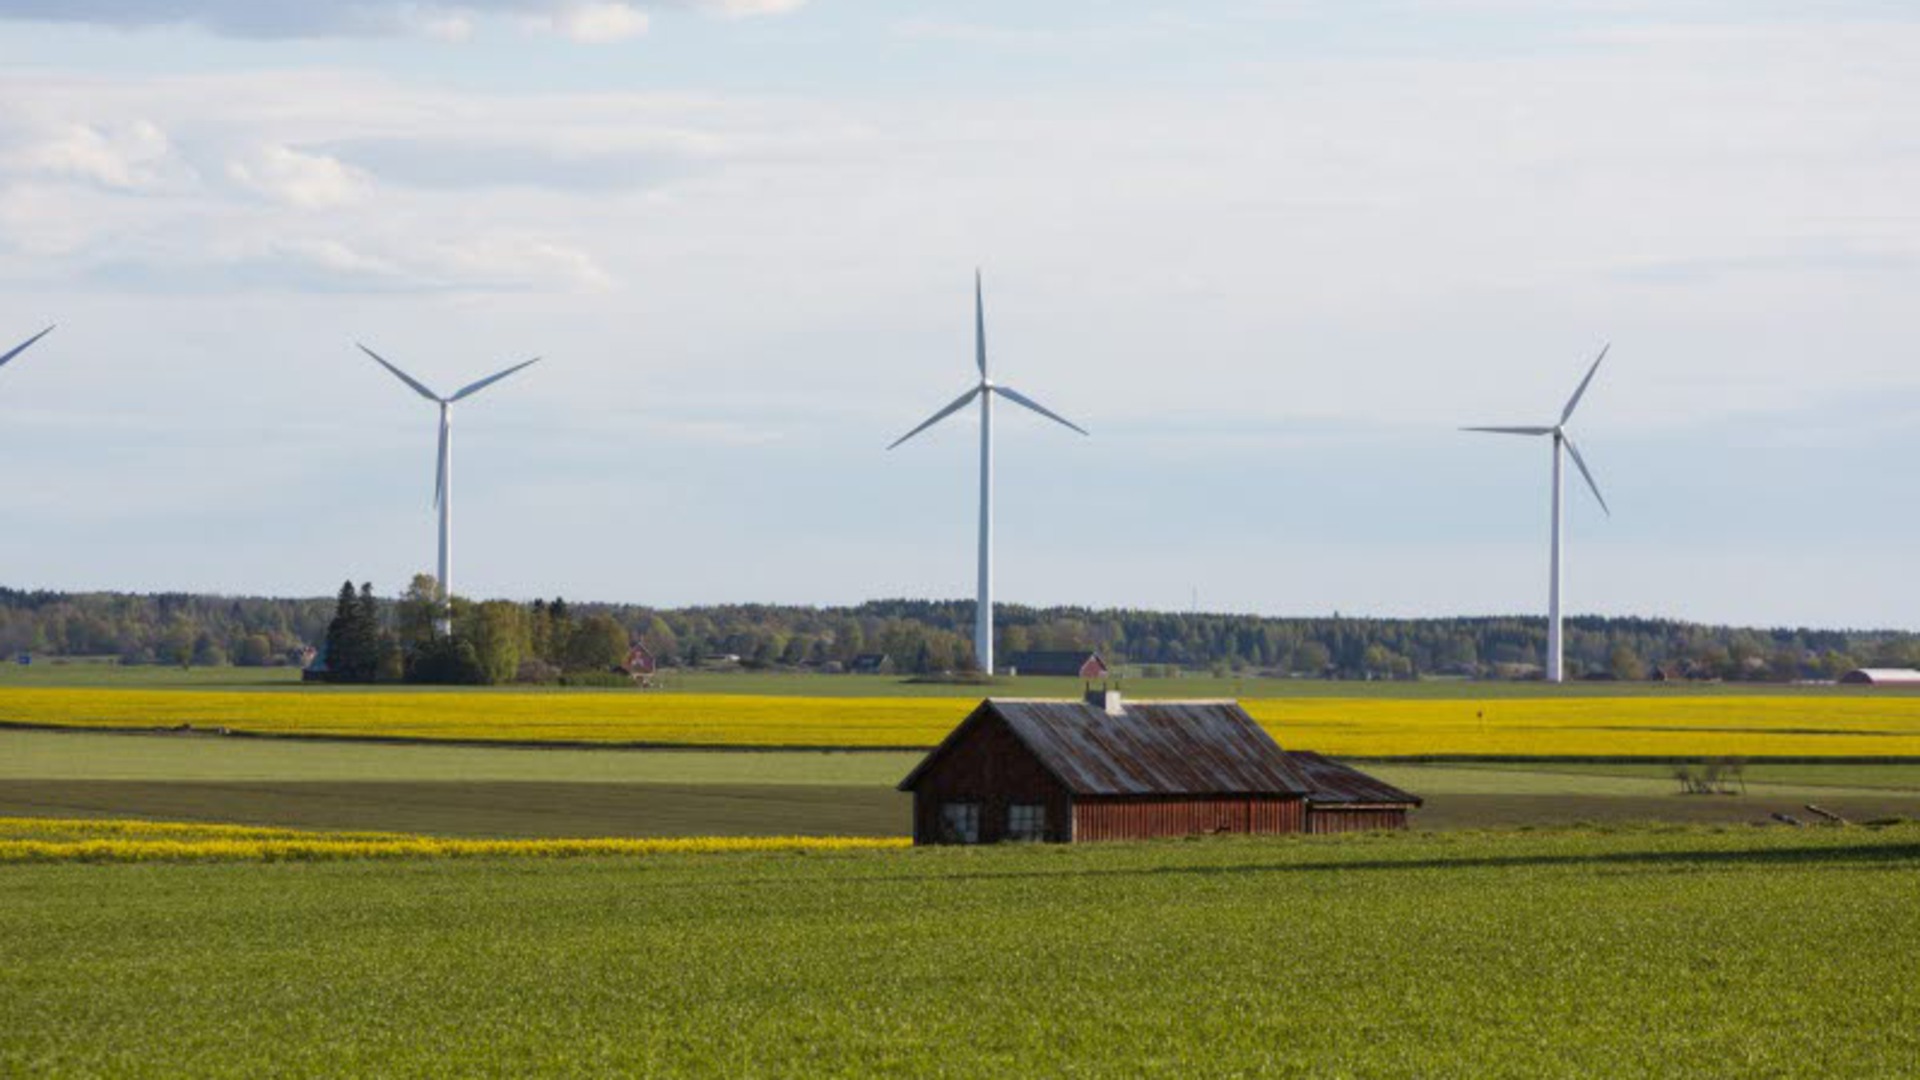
887, 273, 1088, 450
358, 344, 540, 508
1462, 343, 1611, 515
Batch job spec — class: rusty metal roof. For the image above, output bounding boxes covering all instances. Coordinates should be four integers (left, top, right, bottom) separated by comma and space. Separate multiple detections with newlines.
900, 698, 1313, 796
1286, 751, 1422, 807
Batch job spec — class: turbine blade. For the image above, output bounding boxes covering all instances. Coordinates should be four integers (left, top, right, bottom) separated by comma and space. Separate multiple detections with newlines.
888, 387, 981, 450
1560, 343, 1610, 424
974, 269, 987, 377
0, 325, 55, 371
435, 412, 449, 510
1564, 436, 1610, 516
358, 344, 442, 402
1461, 426, 1553, 436
450, 357, 540, 402
991, 385, 1088, 436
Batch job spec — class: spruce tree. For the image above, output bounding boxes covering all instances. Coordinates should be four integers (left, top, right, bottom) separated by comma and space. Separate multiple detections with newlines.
322, 581, 358, 683
351, 583, 381, 681
320, 581, 383, 683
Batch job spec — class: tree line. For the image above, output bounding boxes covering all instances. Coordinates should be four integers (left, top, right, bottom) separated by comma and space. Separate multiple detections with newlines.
4, 584, 1918, 682
316, 577, 635, 685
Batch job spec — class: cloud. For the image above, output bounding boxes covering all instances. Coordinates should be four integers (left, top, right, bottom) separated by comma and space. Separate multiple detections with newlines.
0, 0, 798, 40
702, 0, 803, 16
542, 2, 649, 43
317, 135, 700, 191
3, 120, 183, 191
85, 233, 614, 294
225, 144, 372, 209
0, 70, 862, 295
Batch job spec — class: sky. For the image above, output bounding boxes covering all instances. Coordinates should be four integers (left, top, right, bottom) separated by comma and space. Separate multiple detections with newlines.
0, 0, 1916, 628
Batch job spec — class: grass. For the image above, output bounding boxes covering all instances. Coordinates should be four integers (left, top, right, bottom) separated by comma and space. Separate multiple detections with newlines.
0, 731, 914, 838
0, 661, 309, 689
1, 824, 1915, 1077
9, 685, 1920, 756
0, 780, 909, 839
0, 729, 917, 784
1461, 760, 1920, 791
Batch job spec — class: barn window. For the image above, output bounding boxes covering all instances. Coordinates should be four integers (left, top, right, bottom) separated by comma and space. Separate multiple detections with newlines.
939, 802, 981, 844
1006, 803, 1047, 841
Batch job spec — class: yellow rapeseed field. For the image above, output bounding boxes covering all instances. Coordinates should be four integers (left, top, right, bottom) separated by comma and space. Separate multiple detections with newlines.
0, 817, 909, 863
4, 687, 1920, 757
1244, 697, 1920, 758
0, 688, 957, 746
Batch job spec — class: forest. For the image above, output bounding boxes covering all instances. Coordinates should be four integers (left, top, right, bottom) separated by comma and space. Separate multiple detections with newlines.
3, 583, 1915, 683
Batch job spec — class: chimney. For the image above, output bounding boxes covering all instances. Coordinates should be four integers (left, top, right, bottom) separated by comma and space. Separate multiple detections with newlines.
1085, 687, 1123, 715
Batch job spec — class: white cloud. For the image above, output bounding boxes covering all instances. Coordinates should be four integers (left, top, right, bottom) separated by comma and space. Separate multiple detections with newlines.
225, 144, 372, 209
414, 11, 478, 41
0, 70, 853, 294
80, 232, 613, 295
543, 2, 649, 43
6, 120, 181, 191
0, 0, 798, 40
247, 236, 412, 286
423, 234, 616, 292
702, 0, 803, 17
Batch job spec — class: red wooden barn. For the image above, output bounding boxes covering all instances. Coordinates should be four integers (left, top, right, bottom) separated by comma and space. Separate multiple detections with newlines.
624, 644, 657, 676
898, 690, 1419, 844
1003, 650, 1109, 679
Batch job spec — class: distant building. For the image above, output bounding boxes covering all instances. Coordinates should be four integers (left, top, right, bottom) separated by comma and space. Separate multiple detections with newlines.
300, 644, 330, 683
1004, 650, 1109, 680
849, 653, 892, 675
1839, 668, 1920, 686
898, 690, 1419, 845
620, 644, 657, 686
623, 644, 656, 676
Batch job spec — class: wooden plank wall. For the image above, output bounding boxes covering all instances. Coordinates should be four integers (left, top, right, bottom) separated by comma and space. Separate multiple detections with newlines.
1072, 796, 1305, 841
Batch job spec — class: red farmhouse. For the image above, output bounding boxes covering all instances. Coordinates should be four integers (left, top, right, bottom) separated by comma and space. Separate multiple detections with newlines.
899, 690, 1419, 845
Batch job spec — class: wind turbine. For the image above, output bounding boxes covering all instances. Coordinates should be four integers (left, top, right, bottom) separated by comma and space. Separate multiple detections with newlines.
358, 344, 539, 634
1464, 345, 1611, 684
889, 272, 1087, 676
0, 325, 55, 377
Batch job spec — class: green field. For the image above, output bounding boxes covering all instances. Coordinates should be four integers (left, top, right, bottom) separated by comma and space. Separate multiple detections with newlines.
2, 824, 1915, 1077
0, 731, 912, 838
5, 731, 1918, 837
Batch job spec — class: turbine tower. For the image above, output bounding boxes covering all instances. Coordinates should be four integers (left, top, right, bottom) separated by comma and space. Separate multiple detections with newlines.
358, 344, 539, 634
889, 272, 1087, 676
0, 325, 55, 377
1464, 345, 1611, 684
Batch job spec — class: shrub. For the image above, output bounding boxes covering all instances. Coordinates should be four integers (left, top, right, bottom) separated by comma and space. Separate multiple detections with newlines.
406, 638, 487, 686
515, 659, 561, 685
